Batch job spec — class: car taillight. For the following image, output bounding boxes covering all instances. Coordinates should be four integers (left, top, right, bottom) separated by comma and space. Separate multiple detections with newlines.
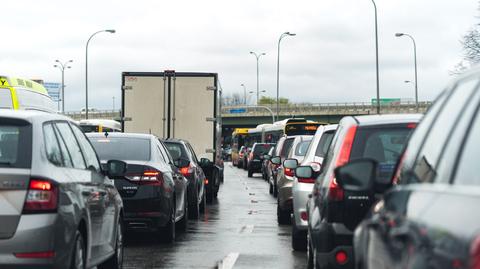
470, 235, 480, 269
328, 177, 344, 201
180, 164, 194, 177
335, 250, 348, 265
23, 179, 58, 214
126, 170, 164, 186
285, 167, 295, 177
14, 251, 55, 259
309, 162, 322, 173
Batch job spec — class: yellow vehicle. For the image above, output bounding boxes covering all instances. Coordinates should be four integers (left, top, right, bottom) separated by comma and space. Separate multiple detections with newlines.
78, 119, 121, 133
0, 76, 56, 112
231, 128, 251, 167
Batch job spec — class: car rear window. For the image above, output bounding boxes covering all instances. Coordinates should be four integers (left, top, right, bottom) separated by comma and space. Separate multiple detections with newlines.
0, 119, 32, 168
164, 142, 189, 160
295, 140, 311, 156
350, 125, 414, 181
89, 137, 151, 161
315, 131, 335, 158
253, 144, 274, 155
281, 138, 294, 157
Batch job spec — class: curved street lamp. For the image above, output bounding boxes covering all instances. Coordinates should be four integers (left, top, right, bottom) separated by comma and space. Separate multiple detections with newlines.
85, 29, 115, 119
276, 32, 296, 121
396, 32, 419, 112
54, 59, 73, 113
250, 51, 266, 105
371, 0, 380, 114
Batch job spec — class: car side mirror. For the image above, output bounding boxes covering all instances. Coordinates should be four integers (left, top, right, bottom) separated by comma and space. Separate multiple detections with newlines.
334, 159, 378, 192
106, 160, 127, 178
283, 158, 298, 169
271, 156, 281, 165
200, 158, 212, 166
263, 155, 271, 160
296, 166, 314, 179
175, 158, 190, 168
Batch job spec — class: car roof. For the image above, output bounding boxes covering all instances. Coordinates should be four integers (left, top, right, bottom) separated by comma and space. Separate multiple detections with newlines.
161, 138, 189, 144
86, 132, 154, 140
0, 109, 74, 123
352, 114, 423, 126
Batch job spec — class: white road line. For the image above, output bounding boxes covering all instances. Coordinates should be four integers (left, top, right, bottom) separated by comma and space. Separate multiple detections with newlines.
238, 224, 254, 234
218, 252, 240, 269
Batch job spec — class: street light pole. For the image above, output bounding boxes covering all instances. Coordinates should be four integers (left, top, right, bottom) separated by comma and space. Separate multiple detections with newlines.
241, 83, 247, 105
371, 0, 380, 114
276, 32, 296, 121
54, 59, 73, 113
250, 51, 266, 105
396, 33, 419, 112
85, 29, 115, 119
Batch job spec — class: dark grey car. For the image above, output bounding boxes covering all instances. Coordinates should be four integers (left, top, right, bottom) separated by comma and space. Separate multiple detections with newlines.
0, 110, 125, 269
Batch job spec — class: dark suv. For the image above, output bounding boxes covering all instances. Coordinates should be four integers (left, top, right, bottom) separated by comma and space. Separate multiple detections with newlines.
347, 68, 480, 269
247, 143, 275, 177
162, 139, 206, 219
300, 114, 421, 269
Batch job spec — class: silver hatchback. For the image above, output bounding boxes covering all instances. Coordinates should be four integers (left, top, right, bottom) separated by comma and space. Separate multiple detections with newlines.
0, 110, 125, 269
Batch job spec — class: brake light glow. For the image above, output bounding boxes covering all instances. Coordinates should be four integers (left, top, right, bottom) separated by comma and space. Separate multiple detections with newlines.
285, 167, 295, 177
470, 235, 480, 269
300, 211, 308, 221
335, 250, 348, 265
407, 123, 417, 129
14, 251, 55, 259
126, 170, 163, 186
180, 164, 194, 177
23, 179, 58, 213
335, 125, 357, 167
204, 178, 209, 185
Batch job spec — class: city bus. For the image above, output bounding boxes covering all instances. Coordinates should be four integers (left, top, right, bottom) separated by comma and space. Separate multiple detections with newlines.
78, 119, 122, 133
247, 118, 323, 145
0, 76, 56, 112
231, 128, 251, 166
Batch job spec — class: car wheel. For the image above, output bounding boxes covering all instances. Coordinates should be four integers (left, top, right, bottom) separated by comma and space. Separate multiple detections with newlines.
199, 190, 206, 213
248, 170, 253, 178
273, 181, 278, 198
188, 188, 200, 220
277, 201, 291, 225
307, 232, 314, 269
160, 205, 175, 243
98, 220, 124, 269
292, 222, 307, 251
269, 182, 273, 194
70, 230, 86, 269
177, 196, 188, 232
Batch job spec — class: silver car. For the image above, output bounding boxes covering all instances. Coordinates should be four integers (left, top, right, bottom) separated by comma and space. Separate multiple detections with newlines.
291, 124, 337, 251
0, 110, 125, 269
276, 135, 312, 225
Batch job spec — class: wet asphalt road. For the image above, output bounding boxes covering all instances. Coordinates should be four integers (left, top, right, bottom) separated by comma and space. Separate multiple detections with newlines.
123, 163, 307, 269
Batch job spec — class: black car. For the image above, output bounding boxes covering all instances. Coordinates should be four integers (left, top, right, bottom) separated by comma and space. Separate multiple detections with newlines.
162, 139, 206, 219
299, 114, 421, 269
346, 68, 480, 269
88, 133, 189, 243
247, 143, 275, 177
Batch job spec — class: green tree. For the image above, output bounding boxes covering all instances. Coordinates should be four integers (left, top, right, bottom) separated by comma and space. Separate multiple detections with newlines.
258, 96, 289, 105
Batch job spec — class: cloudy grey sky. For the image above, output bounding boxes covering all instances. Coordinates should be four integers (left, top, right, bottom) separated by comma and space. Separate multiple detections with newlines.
1, 0, 477, 111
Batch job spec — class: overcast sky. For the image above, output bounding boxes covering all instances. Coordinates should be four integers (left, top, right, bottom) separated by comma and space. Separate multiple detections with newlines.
1, 0, 478, 111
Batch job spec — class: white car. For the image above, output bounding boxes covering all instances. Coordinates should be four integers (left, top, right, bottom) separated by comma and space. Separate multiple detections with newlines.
291, 124, 337, 251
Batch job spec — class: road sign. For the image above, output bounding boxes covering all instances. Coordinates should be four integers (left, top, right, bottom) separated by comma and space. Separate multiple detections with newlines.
371, 98, 401, 105
229, 108, 246, 114
44, 82, 61, 102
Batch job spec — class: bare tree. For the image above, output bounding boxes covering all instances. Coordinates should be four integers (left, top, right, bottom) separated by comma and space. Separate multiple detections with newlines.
452, 2, 480, 74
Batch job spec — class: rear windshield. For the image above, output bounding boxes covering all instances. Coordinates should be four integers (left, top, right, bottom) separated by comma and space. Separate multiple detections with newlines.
253, 144, 274, 155
0, 89, 13, 109
80, 125, 98, 133
0, 119, 32, 168
295, 140, 312, 156
315, 131, 335, 158
89, 137, 151, 161
164, 142, 189, 160
280, 138, 294, 158
351, 125, 414, 181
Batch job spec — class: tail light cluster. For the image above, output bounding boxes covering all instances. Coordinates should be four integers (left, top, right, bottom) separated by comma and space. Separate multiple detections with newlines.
298, 162, 322, 184
471, 235, 480, 269
329, 125, 358, 202
285, 167, 295, 177
180, 164, 194, 177
126, 170, 164, 186
23, 179, 58, 214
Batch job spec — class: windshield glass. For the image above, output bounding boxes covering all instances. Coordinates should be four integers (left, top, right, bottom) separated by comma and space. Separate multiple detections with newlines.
164, 142, 189, 160
89, 137, 151, 161
0, 120, 32, 168
295, 140, 312, 156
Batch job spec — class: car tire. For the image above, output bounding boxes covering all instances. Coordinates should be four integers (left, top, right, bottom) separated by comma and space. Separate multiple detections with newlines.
160, 205, 175, 243
188, 188, 200, 220
98, 220, 124, 269
273, 181, 278, 198
199, 190, 206, 213
70, 230, 86, 269
269, 182, 273, 194
177, 197, 188, 232
277, 202, 291, 225
292, 222, 307, 251
307, 232, 314, 269
248, 170, 253, 178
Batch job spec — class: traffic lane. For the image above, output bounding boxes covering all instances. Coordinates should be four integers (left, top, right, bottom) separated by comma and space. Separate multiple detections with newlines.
123, 163, 307, 269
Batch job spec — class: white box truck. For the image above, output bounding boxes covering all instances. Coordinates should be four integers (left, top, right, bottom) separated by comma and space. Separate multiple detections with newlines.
121, 71, 223, 201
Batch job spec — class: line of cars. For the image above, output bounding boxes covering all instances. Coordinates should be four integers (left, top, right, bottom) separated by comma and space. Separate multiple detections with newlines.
0, 105, 215, 268
237, 69, 480, 268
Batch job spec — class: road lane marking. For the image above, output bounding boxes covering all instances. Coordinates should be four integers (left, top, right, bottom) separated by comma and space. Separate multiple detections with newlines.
217, 252, 240, 269
238, 224, 254, 234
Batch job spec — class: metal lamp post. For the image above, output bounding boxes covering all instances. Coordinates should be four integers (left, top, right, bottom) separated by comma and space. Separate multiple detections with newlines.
276, 32, 296, 121
396, 32, 419, 112
241, 83, 247, 105
85, 29, 115, 119
53, 59, 73, 113
371, 0, 380, 114
249, 51, 266, 105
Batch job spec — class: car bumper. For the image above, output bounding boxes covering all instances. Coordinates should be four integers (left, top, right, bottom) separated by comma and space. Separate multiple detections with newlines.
248, 160, 262, 171
0, 214, 71, 269
292, 181, 314, 228
315, 245, 354, 269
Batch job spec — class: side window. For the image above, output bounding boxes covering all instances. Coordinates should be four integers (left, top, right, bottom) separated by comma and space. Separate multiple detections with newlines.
70, 123, 101, 172
156, 144, 168, 163
315, 131, 335, 158
453, 107, 480, 186
43, 123, 63, 166
411, 79, 479, 183
159, 142, 174, 164
55, 122, 86, 169
187, 143, 199, 163
54, 124, 73, 168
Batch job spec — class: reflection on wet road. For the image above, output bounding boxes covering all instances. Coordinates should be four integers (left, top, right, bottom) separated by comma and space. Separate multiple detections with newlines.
123, 163, 307, 268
